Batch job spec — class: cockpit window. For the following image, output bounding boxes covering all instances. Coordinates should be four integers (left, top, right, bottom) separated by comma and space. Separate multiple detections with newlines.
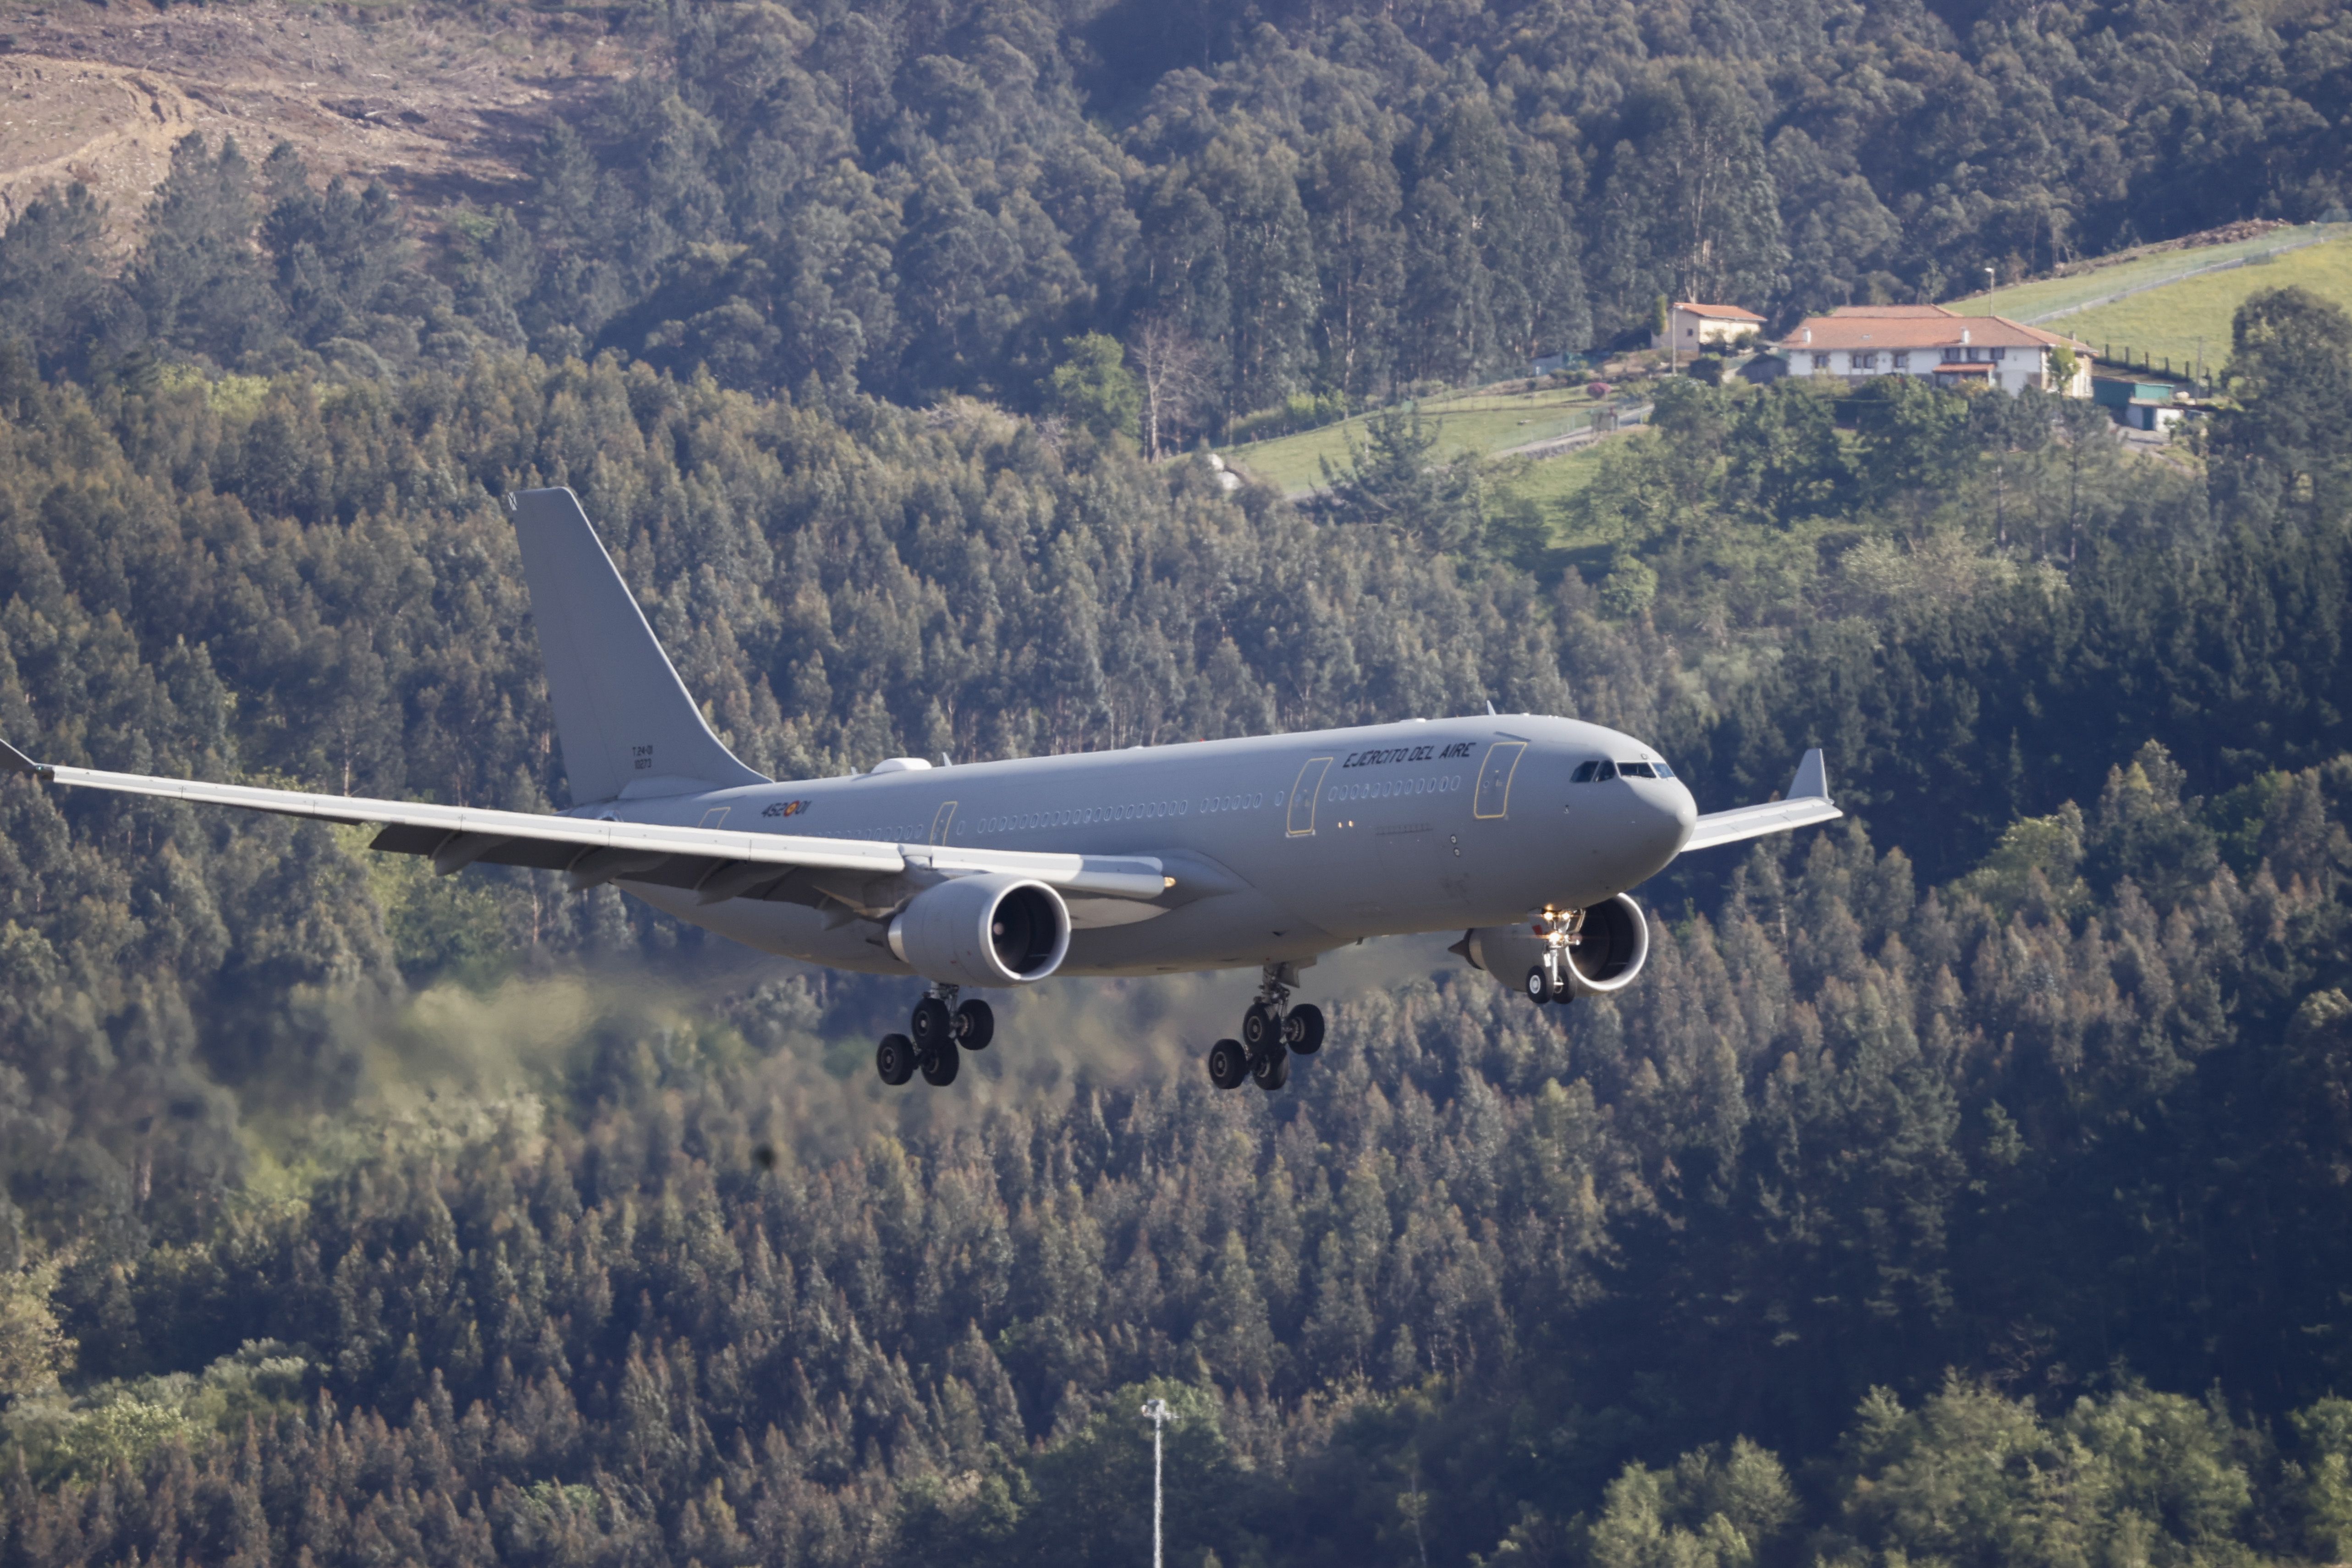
1571, 760, 1599, 783
1594, 760, 1618, 782
1618, 761, 1657, 779
1653, 762, 1675, 779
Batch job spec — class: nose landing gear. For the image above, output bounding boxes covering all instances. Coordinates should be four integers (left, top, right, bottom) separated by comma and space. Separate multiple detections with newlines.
1207, 962, 1323, 1094
875, 985, 997, 1087
1524, 908, 1582, 1007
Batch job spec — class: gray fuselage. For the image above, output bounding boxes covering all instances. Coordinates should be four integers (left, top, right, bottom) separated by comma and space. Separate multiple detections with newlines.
595, 714, 1697, 979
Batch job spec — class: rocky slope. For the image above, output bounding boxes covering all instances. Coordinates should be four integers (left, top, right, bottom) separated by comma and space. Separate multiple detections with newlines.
0, 0, 620, 250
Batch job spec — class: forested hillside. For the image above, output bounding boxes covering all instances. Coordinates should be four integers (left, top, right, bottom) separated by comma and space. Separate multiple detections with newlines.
3, 0, 2352, 1561
7, 0, 2352, 430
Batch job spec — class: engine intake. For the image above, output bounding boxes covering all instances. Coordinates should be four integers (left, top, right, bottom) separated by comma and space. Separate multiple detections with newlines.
888, 874, 1071, 987
1561, 893, 1648, 994
1457, 892, 1651, 998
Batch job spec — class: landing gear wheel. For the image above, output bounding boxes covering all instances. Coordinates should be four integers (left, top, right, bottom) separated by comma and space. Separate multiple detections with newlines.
920, 1042, 961, 1087
1252, 1045, 1291, 1092
1241, 1003, 1280, 1053
1525, 965, 1556, 1005
954, 998, 994, 1051
1207, 1038, 1250, 1090
876, 1034, 916, 1086
910, 996, 954, 1053
1283, 1004, 1325, 1054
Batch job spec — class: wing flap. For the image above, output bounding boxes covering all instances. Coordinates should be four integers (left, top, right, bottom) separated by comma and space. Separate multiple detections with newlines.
20, 754, 1167, 899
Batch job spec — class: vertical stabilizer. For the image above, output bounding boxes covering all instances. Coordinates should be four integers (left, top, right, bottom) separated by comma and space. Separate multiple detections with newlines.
510, 488, 768, 805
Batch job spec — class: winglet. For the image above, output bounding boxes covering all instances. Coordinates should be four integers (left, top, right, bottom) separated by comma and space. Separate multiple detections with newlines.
0, 737, 53, 782
1787, 747, 1829, 801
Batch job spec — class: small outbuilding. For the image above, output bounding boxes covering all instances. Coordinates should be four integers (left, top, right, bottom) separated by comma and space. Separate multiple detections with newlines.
2092, 377, 2190, 431
1656, 302, 1765, 352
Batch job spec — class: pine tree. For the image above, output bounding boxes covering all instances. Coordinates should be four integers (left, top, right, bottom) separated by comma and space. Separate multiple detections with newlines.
129, 135, 285, 365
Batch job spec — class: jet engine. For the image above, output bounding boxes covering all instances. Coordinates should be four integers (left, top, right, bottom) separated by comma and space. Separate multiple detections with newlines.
1457, 892, 1651, 1001
888, 874, 1071, 987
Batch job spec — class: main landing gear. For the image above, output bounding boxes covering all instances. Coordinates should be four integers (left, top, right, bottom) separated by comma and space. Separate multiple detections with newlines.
875, 985, 994, 1088
1207, 962, 1325, 1094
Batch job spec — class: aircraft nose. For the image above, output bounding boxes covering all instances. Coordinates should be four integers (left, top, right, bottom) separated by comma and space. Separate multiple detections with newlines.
1597, 773, 1696, 888
1644, 776, 1696, 862
1665, 778, 1697, 846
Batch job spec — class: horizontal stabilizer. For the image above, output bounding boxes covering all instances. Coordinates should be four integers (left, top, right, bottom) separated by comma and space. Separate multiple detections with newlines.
1680, 747, 1842, 853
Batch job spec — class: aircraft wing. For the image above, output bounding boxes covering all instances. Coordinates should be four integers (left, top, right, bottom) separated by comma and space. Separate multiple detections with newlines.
0, 739, 1166, 904
1679, 748, 1842, 852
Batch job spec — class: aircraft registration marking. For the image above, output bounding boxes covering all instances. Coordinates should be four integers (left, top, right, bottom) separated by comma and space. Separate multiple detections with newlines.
1343, 741, 1474, 768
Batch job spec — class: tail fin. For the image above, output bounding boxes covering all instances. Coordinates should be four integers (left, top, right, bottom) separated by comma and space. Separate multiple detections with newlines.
510, 488, 768, 805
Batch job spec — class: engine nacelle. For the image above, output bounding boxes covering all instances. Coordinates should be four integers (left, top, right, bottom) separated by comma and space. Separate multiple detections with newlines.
887, 874, 1071, 987
1458, 893, 1651, 998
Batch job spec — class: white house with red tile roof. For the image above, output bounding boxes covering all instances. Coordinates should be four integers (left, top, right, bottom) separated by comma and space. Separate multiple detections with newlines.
1656, 302, 1766, 352
1776, 304, 2094, 396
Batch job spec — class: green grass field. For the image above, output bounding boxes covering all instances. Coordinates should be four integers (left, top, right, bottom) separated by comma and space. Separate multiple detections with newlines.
2056, 235, 2352, 375
1497, 440, 1612, 515
1964, 227, 2341, 323
1222, 384, 1604, 495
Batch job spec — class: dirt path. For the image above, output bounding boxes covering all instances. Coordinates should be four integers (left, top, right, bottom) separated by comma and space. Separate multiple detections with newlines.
0, 56, 196, 247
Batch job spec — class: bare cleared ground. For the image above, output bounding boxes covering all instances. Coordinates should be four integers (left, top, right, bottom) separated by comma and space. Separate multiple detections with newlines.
0, 0, 632, 252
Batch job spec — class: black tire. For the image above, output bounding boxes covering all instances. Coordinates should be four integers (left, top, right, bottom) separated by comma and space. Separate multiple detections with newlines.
910, 996, 953, 1053
1283, 1003, 1325, 1054
875, 1034, 916, 1086
955, 998, 995, 1051
1207, 1038, 1250, 1090
1252, 1045, 1291, 1091
1241, 1002, 1279, 1052
1525, 965, 1555, 1004
921, 1042, 961, 1086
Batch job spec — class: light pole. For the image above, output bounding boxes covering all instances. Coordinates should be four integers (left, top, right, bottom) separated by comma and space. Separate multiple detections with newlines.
1141, 1398, 1171, 1568
1984, 264, 1996, 312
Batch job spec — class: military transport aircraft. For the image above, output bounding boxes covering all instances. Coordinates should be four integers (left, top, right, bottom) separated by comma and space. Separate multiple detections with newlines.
0, 488, 1840, 1093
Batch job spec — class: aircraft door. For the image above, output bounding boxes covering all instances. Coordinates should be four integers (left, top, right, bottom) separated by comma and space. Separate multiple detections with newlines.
1474, 742, 1526, 819
930, 801, 958, 845
1287, 758, 1332, 836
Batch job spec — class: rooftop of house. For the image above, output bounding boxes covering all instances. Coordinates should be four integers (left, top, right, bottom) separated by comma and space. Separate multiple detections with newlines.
1827, 304, 1960, 318
1779, 309, 2091, 354
1675, 302, 1765, 320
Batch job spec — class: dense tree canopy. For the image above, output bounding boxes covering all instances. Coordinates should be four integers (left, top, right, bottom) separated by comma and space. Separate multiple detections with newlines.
0, 290, 2342, 1559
